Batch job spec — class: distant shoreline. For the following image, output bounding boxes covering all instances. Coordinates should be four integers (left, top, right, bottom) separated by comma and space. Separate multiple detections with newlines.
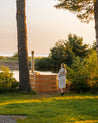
0, 53, 49, 57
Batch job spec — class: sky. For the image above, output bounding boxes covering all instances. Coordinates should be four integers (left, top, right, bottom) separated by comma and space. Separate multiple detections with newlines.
0, 0, 96, 56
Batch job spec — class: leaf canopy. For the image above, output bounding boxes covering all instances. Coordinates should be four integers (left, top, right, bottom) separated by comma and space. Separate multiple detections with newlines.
55, 0, 94, 23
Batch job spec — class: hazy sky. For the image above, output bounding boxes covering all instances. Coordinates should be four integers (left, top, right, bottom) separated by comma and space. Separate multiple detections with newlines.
0, 0, 96, 55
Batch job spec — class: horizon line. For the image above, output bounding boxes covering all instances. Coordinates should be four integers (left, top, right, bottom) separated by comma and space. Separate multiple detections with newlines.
0, 53, 49, 57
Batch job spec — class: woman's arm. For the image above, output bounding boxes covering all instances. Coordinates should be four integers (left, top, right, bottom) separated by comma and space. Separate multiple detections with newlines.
65, 69, 67, 75
58, 69, 62, 77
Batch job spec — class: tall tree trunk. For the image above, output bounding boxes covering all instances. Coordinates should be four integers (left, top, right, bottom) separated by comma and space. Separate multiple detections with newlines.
95, 0, 98, 62
16, 0, 31, 91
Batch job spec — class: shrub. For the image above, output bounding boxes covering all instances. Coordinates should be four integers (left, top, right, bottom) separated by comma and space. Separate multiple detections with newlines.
35, 57, 54, 68
84, 50, 98, 93
0, 56, 4, 60
0, 65, 19, 91
67, 57, 89, 93
89, 76, 98, 93
67, 50, 98, 93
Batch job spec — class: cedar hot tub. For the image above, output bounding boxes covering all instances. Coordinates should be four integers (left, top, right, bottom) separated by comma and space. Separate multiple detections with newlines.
30, 74, 58, 93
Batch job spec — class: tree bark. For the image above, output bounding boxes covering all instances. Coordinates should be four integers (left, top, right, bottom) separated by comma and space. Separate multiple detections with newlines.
16, 0, 31, 91
95, 0, 98, 62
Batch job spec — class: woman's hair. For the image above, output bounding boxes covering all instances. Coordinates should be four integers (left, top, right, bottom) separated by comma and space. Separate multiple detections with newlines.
61, 63, 65, 69
61, 63, 66, 74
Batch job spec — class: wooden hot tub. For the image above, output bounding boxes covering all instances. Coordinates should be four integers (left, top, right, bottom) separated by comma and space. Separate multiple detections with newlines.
30, 74, 58, 93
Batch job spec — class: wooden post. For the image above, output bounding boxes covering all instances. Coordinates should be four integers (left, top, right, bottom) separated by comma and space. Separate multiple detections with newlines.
31, 51, 34, 73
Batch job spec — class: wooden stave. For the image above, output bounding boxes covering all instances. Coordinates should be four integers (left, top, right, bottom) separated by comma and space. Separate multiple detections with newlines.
30, 74, 58, 92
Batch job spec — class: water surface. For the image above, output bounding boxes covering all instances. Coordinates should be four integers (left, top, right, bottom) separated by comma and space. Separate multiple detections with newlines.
12, 69, 58, 81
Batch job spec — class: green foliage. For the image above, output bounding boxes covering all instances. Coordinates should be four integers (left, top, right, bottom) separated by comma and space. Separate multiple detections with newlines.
84, 50, 98, 93
36, 34, 90, 68
0, 52, 30, 63
0, 57, 18, 63
67, 51, 98, 93
49, 34, 90, 67
34, 57, 44, 66
28, 60, 31, 66
11, 81, 19, 89
67, 57, 89, 93
35, 57, 54, 68
0, 56, 4, 60
55, 0, 94, 23
0, 65, 19, 91
92, 41, 96, 50
66, 34, 90, 58
12, 52, 18, 57
50, 41, 66, 67
64, 42, 75, 66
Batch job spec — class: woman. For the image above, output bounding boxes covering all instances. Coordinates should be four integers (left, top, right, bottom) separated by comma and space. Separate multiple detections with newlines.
58, 63, 67, 95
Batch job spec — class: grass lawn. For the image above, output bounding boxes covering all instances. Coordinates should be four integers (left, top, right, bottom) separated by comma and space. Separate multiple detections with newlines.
0, 92, 98, 123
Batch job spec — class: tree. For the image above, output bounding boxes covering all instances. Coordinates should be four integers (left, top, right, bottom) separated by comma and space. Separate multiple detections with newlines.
16, 0, 31, 91
95, 0, 98, 62
49, 34, 89, 67
55, 0, 98, 62
64, 42, 75, 66
65, 34, 90, 58
50, 41, 66, 67
55, 0, 94, 23
92, 41, 96, 50
12, 52, 18, 57
67, 50, 98, 93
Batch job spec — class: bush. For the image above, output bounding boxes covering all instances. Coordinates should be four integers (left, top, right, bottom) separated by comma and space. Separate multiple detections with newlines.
0, 56, 4, 60
89, 76, 98, 93
67, 57, 89, 93
84, 50, 98, 93
67, 50, 98, 93
0, 65, 19, 91
35, 57, 54, 68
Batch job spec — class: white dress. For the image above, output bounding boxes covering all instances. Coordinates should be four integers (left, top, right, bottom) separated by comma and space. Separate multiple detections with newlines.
58, 68, 67, 88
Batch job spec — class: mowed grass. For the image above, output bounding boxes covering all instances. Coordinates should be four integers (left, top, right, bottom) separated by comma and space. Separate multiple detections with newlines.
0, 92, 98, 123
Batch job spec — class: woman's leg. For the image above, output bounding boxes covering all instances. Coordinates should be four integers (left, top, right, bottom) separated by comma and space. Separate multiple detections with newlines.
60, 88, 64, 93
60, 88, 64, 95
63, 88, 65, 93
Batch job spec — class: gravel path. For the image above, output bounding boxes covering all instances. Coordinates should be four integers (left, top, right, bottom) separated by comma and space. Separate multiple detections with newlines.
0, 115, 26, 123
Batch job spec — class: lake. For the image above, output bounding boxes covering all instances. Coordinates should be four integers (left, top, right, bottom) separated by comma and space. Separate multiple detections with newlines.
12, 69, 58, 81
